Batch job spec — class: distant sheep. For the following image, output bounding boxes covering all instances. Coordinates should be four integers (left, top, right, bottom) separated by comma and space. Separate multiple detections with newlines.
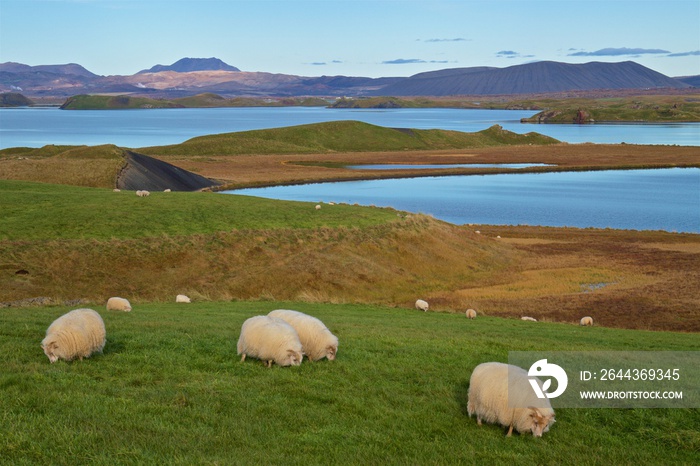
41, 308, 106, 363
580, 316, 593, 326
315, 204, 321, 210
466, 309, 477, 319
106, 297, 131, 312
268, 309, 338, 361
467, 362, 555, 437
136, 190, 150, 197
521, 316, 537, 322
113, 188, 121, 192
164, 189, 171, 193
415, 299, 429, 312
176, 294, 191, 303
237, 315, 303, 367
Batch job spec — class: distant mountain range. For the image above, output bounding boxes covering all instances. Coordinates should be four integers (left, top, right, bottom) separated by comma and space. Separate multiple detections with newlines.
0, 57, 695, 99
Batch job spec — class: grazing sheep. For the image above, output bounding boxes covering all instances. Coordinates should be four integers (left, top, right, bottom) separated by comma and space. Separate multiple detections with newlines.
315, 204, 321, 210
466, 309, 477, 319
113, 188, 121, 192
467, 362, 555, 437
521, 316, 537, 322
415, 299, 429, 312
580, 316, 593, 326
164, 189, 171, 193
237, 315, 303, 367
136, 190, 150, 197
268, 309, 338, 361
106, 297, 132, 312
176, 294, 191, 303
41, 308, 106, 363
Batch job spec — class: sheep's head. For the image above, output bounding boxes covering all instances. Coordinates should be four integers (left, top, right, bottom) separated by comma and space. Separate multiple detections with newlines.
527, 407, 555, 437
41, 341, 59, 363
286, 350, 302, 366
325, 345, 337, 361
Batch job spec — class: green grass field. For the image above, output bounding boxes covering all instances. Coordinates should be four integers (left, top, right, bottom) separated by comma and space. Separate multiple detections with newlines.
1, 301, 698, 464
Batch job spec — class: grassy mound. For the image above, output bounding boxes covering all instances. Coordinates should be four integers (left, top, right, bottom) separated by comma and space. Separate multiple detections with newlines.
1, 301, 698, 463
0, 145, 125, 188
140, 121, 560, 156
0, 180, 512, 304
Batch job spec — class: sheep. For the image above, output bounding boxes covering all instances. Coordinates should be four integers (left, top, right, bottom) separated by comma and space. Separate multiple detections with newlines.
315, 204, 321, 210
415, 299, 429, 312
466, 309, 477, 319
521, 316, 537, 322
113, 188, 121, 192
41, 308, 106, 363
268, 309, 338, 361
164, 189, 171, 192
106, 296, 132, 312
467, 362, 555, 437
580, 316, 593, 326
237, 315, 303, 367
136, 190, 150, 197
176, 294, 191, 303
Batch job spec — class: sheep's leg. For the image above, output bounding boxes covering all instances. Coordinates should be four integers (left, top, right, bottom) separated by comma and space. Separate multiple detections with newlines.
506, 424, 514, 437
240, 354, 246, 362
477, 417, 482, 426
265, 360, 273, 368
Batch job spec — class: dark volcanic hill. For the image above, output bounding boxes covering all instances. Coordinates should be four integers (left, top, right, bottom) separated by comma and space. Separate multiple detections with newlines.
375, 61, 691, 96
138, 57, 240, 74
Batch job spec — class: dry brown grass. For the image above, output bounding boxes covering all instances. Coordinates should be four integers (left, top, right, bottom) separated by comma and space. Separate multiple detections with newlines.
149, 144, 700, 189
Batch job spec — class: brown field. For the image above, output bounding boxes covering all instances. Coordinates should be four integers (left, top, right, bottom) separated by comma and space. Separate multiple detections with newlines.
150, 143, 700, 189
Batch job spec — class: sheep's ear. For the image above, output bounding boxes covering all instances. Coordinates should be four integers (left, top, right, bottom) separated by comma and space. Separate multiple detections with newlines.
527, 406, 541, 417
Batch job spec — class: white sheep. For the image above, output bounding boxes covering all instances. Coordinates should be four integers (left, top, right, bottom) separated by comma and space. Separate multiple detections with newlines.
113, 188, 121, 192
580, 316, 593, 326
237, 315, 303, 367
136, 190, 150, 197
521, 316, 537, 322
176, 294, 191, 303
315, 204, 321, 210
415, 299, 429, 312
41, 308, 106, 363
106, 296, 132, 312
164, 189, 171, 192
467, 362, 555, 437
466, 309, 477, 319
268, 309, 338, 361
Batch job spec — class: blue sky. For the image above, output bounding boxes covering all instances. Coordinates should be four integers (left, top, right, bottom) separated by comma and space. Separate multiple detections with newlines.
1, 0, 698, 78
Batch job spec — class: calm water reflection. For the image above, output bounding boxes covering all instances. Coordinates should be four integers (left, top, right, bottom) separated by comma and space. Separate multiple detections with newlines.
228, 168, 700, 233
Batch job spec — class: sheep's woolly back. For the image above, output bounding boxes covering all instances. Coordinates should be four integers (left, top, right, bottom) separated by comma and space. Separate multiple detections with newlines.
415, 299, 429, 312
268, 309, 339, 361
467, 362, 555, 437
521, 316, 537, 322
106, 297, 131, 312
466, 309, 477, 319
237, 315, 303, 367
41, 308, 106, 363
580, 316, 593, 326
176, 294, 191, 303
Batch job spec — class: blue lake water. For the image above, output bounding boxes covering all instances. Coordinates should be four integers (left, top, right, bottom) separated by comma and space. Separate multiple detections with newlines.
348, 163, 553, 170
228, 168, 700, 233
1, 107, 699, 149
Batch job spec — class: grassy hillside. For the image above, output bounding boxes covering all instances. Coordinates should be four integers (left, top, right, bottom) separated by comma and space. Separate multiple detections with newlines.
1, 301, 698, 464
520, 95, 700, 123
59, 93, 330, 109
0, 144, 125, 188
0, 180, 512, 305
140, 121, 559, 156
